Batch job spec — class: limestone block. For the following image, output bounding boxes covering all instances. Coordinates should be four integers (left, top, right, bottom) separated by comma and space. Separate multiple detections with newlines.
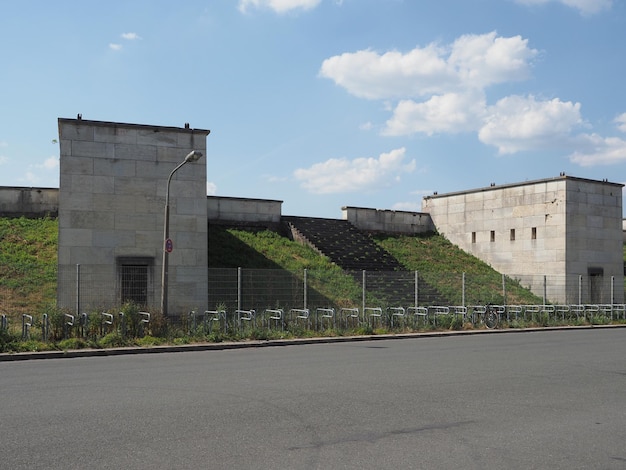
92, 229, 136, 248
59, 123, 95, 142
115, 213, 158, 231
114, 177, 158, 197
68, 247, 115, 265
92, 194, 136, 213
114, 143, 157, 161
137, 129, 178, 147
62, 156, 94, 176
59, 191, 94, 211
93, 125, 138, 144
70, 210, 114, 230
60, 228, 93, 247
94, 159, 137, 178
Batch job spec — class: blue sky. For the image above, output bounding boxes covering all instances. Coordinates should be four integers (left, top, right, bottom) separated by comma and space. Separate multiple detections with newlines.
1, 0, 625, 218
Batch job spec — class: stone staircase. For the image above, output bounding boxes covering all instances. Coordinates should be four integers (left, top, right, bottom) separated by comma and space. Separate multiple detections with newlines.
283, 216, 403, 271
282, 216, 443, 305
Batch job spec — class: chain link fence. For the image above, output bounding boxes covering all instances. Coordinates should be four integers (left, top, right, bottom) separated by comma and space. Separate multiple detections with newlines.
1, 267, 625, 341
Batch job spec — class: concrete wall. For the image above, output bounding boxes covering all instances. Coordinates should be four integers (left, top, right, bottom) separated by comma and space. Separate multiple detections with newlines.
0, 187, 58, 218
208, 196, 282, 225
422, 176, 624, 303
57, 118, 210, 315
342, 206, 435, 234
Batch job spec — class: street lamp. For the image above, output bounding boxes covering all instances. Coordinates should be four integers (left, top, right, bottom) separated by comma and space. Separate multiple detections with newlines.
160, 150, 204, 316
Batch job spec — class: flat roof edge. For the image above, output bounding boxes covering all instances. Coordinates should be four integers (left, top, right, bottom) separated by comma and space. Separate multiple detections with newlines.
58, 117, 210, 135
424, 175, 624, 199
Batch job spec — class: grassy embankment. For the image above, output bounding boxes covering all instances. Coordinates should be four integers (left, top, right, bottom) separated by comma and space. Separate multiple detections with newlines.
2, 217, 602, 352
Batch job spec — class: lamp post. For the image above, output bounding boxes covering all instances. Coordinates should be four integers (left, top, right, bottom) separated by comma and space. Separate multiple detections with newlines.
160, 150, 203, 317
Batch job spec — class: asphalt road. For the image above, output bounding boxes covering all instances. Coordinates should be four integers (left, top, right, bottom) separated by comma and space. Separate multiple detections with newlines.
2, 329, 625, 469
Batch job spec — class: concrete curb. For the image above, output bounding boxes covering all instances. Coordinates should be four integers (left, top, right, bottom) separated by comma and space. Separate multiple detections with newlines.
1, 324, 624, 362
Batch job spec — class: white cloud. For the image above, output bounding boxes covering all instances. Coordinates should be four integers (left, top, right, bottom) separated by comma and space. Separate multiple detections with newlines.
478, 95, 583, 154
383, 91, 486, 136
207, 182, 217, 195
121, 32, 141, 40
0, 141, 7, 147
36, 156, 59, 171
568, 134, 626, 166
614, 113, 626, 133
0, 156, 7, 165
294, 147, 415, 194
515, 0, 612, 15
319, 32, 537, 100
238, 0, 322, 14
109, 43, 122, 51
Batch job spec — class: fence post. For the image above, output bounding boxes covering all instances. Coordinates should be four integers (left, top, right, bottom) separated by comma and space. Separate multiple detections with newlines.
80, 312, 88, 338
118, 312, 126, 337
22, 314, 32, 340
578, 275, 582, 305
1, 314, 6, 330
414, 271, 418, 308
502, 273, 506, 305
462, 272, 466, 307
304, 268, 307, 310
42, 313, 48, 342
611, 276, 615, 304
543, 275, 547, 307
76, 264, 80, 317
237, 267, 242, 313
362, 270, 366, 316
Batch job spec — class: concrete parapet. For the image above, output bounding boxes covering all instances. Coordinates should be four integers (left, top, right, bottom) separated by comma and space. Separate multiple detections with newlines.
0, 187, 58, 218
341, 206, 435, 234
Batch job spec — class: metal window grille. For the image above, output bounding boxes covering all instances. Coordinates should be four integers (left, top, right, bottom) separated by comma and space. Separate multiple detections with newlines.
120, 265, 148, 305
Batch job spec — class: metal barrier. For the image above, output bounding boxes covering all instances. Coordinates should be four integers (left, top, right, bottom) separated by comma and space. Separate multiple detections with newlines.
289, 308, 310, 329
506, 305, 523, 321
340, 308, 359, 329
101, 312, 114, 336
118, 312, 126, 337
79, 312, 89, 338
451, 306, 469, 324
431, 306, 449, 326
365, 307, 383, 327
555, 305, 570, 321
41, 313, 49, 341
570, 304, 584, 320
264, 309, 284, 331
613, 304, 625, 320
22, 314, 33, 340
316, 308, 335, 330
205, 310, 228, 333
139, 312, 150, 336
236, 309, 256, 332
64, 313, 74, 339
407, 306, 428, 327
388, 307, 406, 328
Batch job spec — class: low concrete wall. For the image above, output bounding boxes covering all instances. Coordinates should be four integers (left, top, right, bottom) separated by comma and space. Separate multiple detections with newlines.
208, 196, 282, 225
342, 206, 435, 234
0, 187, 59, 218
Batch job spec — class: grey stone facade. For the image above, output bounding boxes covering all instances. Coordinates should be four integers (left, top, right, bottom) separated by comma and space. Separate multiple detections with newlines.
57, 118, 210, 316
422, 176, 624, 304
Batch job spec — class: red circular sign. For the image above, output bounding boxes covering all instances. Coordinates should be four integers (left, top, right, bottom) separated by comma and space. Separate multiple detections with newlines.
165, 238, 173, 253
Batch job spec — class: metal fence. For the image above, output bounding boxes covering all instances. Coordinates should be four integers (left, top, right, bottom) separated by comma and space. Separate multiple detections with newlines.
2, 266, 625, 318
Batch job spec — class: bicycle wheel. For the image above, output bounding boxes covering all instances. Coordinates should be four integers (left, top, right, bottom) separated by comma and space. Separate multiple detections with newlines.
485, 311, 498, 329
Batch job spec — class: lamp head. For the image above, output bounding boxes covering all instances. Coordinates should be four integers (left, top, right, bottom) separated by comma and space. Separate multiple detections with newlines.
184, 150, 203, 163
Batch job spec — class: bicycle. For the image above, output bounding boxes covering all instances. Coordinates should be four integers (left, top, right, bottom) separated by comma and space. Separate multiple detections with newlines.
470, 304, 500, 329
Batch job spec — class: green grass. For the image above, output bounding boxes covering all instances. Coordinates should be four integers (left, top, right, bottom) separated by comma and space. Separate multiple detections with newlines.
0, 217, 57, 314
373, 233, 541, 305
